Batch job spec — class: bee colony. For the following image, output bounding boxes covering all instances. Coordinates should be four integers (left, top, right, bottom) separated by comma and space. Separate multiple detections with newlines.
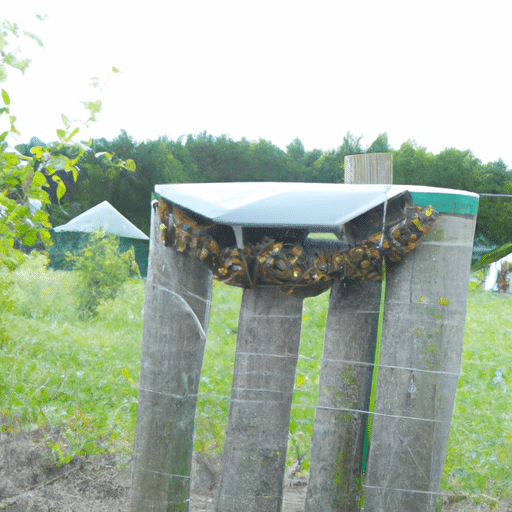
132, 178, 478, 512
158, 197, 438, 297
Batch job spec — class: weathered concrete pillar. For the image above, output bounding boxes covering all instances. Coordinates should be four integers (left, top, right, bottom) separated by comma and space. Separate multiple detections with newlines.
131, 202, 213, 512
363, 204, 477, 511
305, 279, 380, 510
305, 153, 391, 511
216, 287, 303, 512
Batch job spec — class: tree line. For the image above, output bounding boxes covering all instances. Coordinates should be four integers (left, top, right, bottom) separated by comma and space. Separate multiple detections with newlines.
44, 130, 511, 246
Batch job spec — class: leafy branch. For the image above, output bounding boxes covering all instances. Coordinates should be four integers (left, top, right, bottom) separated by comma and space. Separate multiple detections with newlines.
0, 16, 135, 271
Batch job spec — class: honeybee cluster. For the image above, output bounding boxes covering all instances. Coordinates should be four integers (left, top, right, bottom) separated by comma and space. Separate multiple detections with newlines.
158, 199, 438, 298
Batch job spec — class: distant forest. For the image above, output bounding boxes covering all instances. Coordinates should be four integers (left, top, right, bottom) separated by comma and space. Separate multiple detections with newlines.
41, 130, 512, 247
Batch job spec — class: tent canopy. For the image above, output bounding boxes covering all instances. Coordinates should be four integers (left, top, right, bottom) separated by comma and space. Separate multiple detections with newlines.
53, 201, 148, 240
50, 201, 149, 276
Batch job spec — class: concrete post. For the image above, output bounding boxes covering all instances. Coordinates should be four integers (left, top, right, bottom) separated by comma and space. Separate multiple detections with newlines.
130, 202, 213, 512
305, 153, 391, 511
215, 287, 304, 512
363, 210, 477, 511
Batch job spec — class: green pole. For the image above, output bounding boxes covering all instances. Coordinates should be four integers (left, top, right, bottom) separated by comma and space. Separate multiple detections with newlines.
362, 259, 386, 473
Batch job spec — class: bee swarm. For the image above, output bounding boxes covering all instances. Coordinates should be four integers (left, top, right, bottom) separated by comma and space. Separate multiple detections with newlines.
158, 199, 438, 298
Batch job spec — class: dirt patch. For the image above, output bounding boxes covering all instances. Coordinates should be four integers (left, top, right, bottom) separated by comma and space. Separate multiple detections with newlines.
0, 427, 306, 512
0, 427, 131, 512
441, 498, 512, 512
0, 428, 509, 511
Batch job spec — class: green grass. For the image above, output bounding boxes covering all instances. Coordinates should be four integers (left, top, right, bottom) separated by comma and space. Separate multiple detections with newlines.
441, 290, 512, 498
289, 294, 327, 468
0, 254, 144, 460
1, 255, 512, 500
195, 283, 240, 453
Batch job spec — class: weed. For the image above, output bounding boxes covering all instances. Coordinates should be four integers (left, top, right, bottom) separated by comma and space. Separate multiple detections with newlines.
1, 259, 144, 460
48, 441, 74, 467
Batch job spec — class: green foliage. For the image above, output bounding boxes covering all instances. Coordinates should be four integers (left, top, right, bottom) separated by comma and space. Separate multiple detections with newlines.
366, 133, 390, 154
289, 293, 327, 470
471, 243, 512, 272
393, 140, 435, 185
247, 138, 291, 181
1, 16, 135, 272
475, 195, 512, 246
65, 229, 140, 319
339, 131, 364, 156
48, 441, 74, 467
0, 265, 13, 345
0, 123, 59, 268
0, 19, 43, 82
286, 137, 306, 162
432, 148, 481, 191
7, 253, 80, 322
392, 141, 512, 246
1, 44, 62, 270
195, 283, 240, 453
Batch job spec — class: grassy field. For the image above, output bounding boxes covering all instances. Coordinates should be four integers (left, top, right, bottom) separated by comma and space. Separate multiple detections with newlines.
1, 254, 511, 500
442, 291, 512, 498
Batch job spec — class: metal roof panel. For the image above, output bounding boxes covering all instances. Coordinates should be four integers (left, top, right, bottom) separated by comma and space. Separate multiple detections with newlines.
155, 182, 411, 229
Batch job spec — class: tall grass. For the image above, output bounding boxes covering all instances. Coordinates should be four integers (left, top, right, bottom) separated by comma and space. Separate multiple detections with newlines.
1, 256, 511, 499
0, 254, 144, 459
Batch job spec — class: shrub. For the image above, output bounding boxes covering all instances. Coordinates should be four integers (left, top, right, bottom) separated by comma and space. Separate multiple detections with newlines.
0, 265, 13, 345
65, 229, 140, 319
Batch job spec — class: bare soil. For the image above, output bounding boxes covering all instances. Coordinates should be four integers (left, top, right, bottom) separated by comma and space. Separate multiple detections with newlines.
0, 428, 510, 512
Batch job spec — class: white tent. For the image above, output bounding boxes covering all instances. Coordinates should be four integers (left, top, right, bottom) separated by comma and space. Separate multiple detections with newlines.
53, 200, 148, 240
50, 201, 149, 276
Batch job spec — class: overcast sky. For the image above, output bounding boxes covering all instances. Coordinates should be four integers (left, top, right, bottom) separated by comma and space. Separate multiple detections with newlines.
2, 0, 512, 166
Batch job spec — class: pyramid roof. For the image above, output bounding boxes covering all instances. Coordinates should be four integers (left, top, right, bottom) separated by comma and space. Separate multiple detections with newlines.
53, 201, 148, 240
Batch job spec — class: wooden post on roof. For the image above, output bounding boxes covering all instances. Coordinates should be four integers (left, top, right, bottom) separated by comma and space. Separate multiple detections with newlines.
304, 153, 391, 511
215, 287, 304, 512
344, 152, 393, 184
130, 201, 213, 512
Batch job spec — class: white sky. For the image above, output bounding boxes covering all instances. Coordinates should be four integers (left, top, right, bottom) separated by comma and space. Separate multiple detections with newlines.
2, 0, 512, 166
